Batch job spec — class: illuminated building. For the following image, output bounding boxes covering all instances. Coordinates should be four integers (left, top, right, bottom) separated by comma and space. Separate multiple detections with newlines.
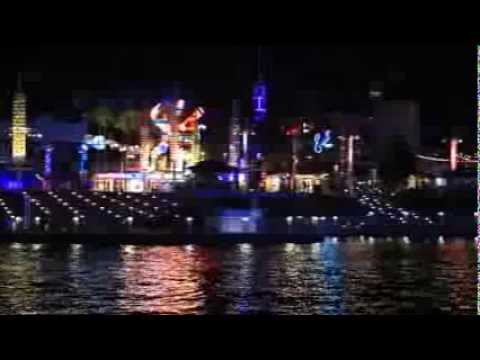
11, 74, 27, 165
228, 99, 242, 168
90, 97, 205, 192
43, 145, 54, 177
252, 80, 267, 124
252, 47, 267, 124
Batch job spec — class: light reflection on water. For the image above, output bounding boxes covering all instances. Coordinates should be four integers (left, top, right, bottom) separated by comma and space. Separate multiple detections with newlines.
0, 238, 475, 315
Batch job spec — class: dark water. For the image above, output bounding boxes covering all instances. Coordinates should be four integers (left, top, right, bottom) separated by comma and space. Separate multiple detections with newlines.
0, 238, 476, 315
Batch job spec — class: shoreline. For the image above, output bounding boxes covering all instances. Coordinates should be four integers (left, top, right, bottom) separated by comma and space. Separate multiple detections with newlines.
1, 226, 475, 245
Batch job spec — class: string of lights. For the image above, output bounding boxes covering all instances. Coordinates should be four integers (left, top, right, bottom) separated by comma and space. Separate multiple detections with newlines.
476, 45, 480, 315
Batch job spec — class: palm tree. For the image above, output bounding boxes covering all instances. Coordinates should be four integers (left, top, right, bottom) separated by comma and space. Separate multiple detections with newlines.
86, 106, 116, 172
86, 106, 116, 138
115, 109, 140, 145
114, 109, 142, 172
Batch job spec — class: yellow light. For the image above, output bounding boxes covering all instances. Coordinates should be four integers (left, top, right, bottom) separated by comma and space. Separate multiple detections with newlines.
11, 91, 27, 164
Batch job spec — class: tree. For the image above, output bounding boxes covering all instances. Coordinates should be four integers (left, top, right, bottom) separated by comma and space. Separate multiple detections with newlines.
86, 106, 116, 137
115, 109, 140, 145
378, 135, 416, 192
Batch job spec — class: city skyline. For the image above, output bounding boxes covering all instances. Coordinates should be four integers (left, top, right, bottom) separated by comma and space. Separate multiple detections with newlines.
0, 44, 475, 130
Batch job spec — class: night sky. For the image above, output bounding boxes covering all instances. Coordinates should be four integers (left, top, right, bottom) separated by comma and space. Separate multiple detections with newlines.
0, 43, 475, 133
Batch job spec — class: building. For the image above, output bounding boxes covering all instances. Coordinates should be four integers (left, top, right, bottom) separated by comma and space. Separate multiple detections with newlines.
372, 100, 420, 161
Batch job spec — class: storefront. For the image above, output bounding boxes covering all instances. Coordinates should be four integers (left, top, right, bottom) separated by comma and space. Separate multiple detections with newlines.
264, 173, 329, 193
91, 172, 184, 193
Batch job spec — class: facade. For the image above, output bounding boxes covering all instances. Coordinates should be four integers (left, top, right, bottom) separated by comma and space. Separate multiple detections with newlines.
11, 78, 27, 165
372, 100, 420, 161
90, 98, 206, 192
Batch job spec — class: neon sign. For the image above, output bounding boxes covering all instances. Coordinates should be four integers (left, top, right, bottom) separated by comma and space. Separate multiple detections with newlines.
313, 130, 334, 154
78, 144, 88, 173
44, 146, 53, 176
252, 81, 267, 122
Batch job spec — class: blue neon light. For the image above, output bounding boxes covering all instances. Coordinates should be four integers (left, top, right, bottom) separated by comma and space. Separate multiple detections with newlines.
252, 81, 267, 122
44, 148, 53, 176
78, 145, 88, 173
313, 130, 334, 154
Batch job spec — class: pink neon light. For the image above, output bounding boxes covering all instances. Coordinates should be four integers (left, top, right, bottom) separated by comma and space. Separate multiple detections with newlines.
347, 135, 354, 173
450, 139, 458, 171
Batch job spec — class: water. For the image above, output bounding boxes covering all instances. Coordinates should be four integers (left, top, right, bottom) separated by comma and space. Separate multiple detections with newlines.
0, 238, 476, 315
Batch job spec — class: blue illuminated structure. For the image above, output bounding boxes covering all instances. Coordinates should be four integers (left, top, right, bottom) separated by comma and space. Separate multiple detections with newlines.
78, 144, 88, 173
313, 130, 334, 154
0, 170, 40, 191
252, 81, 267, 123
44, 145, 54, 176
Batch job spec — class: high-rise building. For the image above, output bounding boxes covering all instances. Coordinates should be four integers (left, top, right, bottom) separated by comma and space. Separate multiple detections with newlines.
11, 73, 27, 165
252, 47, 267, 125
228, 99, 242, 168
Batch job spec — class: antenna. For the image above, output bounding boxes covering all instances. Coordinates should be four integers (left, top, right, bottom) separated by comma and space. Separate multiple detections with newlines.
17, 72, 23, 92
257, 46, 263, 81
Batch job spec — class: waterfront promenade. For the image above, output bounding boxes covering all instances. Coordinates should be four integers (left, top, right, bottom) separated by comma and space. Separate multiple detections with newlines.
0, 185, 475, 244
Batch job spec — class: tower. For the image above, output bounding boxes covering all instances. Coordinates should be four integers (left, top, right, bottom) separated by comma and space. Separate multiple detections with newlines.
228, 99, 242, 168
11, 73, 27, 166
252, 47, 267, 124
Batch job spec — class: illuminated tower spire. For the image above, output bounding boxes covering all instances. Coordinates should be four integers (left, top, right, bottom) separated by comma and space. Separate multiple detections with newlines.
11, 72, 27, 165
252, 46, 267, 124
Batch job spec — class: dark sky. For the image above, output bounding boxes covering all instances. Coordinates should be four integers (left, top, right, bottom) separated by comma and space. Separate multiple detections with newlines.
0, 43, 475, 131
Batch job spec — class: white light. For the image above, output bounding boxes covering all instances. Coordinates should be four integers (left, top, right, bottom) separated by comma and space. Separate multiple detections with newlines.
241, 217, 250, 222
437, 212, 445, 217
239, 243, 252, 254
285, 243, 296, 253
333, 216, 338, 221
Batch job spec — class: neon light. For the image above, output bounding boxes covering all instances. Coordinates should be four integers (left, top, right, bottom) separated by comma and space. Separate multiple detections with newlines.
252, 81, 267, 122
44, 146, 53, 176
78, 145, 88, 173
84, 135, 106, 150
313, 130, 334, 154
150, 103, 162, 120
450, 138, 458, 171
175, 99, 186, 116
242, 129, 249, 165
11, 91, 27, 164
416, 154, 478, 163
477, 45, 480, 316
347, 135, 354, 173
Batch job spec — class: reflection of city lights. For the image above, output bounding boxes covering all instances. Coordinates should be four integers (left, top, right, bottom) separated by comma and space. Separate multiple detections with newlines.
239, 243, 252, 254
311, 242, 321, 252
285, 243, 296, 253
